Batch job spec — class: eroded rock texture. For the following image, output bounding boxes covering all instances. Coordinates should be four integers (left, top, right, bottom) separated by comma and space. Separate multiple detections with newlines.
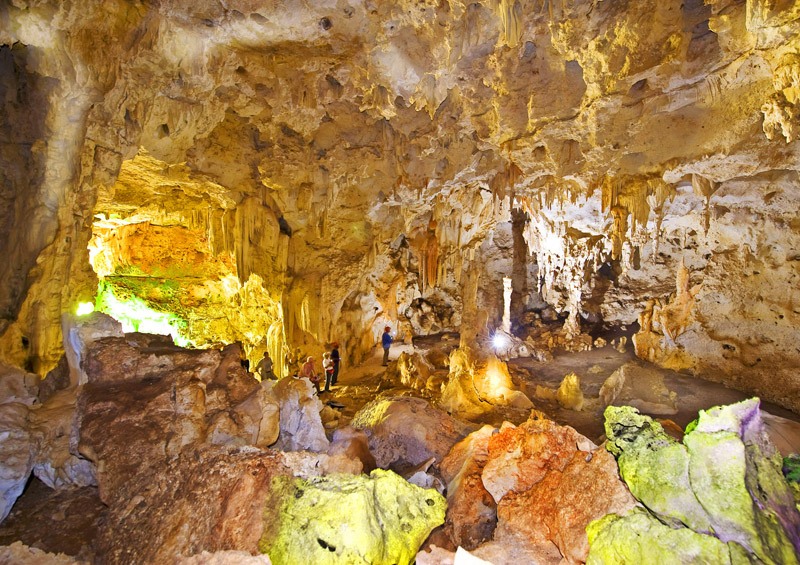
600, 399, 800, 565
1, 0, 798, 413
439, 413, 636, 562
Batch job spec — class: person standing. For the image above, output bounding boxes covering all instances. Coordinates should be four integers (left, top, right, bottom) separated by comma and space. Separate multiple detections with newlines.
381, 326, 393, 366
299, 356, 320, 393
255, 351, 275, 381
322, 352, 334, 392
331, 342, 340, 385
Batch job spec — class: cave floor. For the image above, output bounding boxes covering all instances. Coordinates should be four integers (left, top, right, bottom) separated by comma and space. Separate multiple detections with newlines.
3, 336, 799, 560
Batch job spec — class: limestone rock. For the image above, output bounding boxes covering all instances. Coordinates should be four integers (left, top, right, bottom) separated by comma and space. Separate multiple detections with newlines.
259, 469, 446, 565
0, 541, 86, 564
496, 447, 637, 563
278, 450, 364, 477
440, 349, 532, 419
29, 387, 96, 490
77, 337, 280, 504
0, 362, 38, 406
351, 396, 472, 469
175, 551, 273, 564
271, 377, 329, 453
587, 508, 747, 565
0, 402, 33, 522
481, 417, 595, 504
393, 351, 432, 390
439, 425, 497, 550
604, 399, 800, 564
38, 355, 70, 403
96, 446, 291, 565
556, 372, 585, 411
328, 426, 377, 473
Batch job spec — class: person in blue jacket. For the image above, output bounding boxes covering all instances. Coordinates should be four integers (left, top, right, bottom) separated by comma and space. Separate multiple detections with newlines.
381, 326, 393, 366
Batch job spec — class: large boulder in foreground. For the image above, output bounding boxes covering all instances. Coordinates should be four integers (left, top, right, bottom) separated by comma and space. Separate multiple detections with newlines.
587, 507, 753, 565
441, 413, 636, 562
96, 446, 291, 565
259, 469, 446, 565
600, 398, 800, 565
351, 396, 473, 469
77, 336, 279, 503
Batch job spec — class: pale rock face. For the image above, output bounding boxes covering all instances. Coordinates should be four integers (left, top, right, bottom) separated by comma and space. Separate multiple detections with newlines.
270, 377, 330, 453
0, 402, 33, 523
61, 312, 123, 386
0, 541, 86, 565
29, 387, 96, 490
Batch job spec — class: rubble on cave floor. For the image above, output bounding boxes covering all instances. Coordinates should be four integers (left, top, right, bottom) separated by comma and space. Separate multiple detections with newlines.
1, 331, 799, 564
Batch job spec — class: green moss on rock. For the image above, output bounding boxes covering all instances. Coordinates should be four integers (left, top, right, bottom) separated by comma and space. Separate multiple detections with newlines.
259, 469, 446, 565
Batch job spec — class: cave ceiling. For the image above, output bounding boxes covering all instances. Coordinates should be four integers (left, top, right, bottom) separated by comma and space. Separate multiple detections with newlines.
2, 0, 800, 409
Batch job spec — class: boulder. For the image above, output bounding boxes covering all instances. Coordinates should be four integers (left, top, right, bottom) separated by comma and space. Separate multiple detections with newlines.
96, 446, 291, 565
393, 351, 432, 390
0, 541, 85, 564
439, 425, 497, 550
351, 396, 473, 469
556, 372, 584, 411
0, 362, 38, 406
259, 469, 446, 565
587, 508, 754, 565
270, 377, 329, 453
38, 355, 70, 403
481, 417, 594, 503
328, 426, 376, 473
496, 447, 637, 563
604, 399, 800, 565
175, 551, 273, 564
77, 337, 280, 503
439, 349, 532, 418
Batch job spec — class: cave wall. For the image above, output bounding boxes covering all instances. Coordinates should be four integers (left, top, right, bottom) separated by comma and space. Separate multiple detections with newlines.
0, 0, 799, 409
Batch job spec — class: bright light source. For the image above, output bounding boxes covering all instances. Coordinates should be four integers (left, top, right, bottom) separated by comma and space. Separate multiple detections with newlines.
492, 333, 508, 349
76, 302, 95, 316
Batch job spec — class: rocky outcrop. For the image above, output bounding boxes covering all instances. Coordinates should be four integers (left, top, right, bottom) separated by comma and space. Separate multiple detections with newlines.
439, 425, 497, 550
439, 349, 533, 419
351, 396, 473, 469
29, 388, 95, 490
0, 402, 33, 523
96, 446, 291, 565
259, 469, 446, 565
439, 414, 635, 562
269, 377, 328, 453
76, 336, 280, 502
599, 399, 800, 564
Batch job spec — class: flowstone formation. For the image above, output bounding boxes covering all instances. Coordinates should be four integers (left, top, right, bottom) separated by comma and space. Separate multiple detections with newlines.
593, 399, 800, 564
259, 470, 446, 565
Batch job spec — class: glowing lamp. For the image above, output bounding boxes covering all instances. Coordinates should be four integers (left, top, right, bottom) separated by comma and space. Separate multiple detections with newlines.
492, 333, 508, 349
76, 302, 94, 316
